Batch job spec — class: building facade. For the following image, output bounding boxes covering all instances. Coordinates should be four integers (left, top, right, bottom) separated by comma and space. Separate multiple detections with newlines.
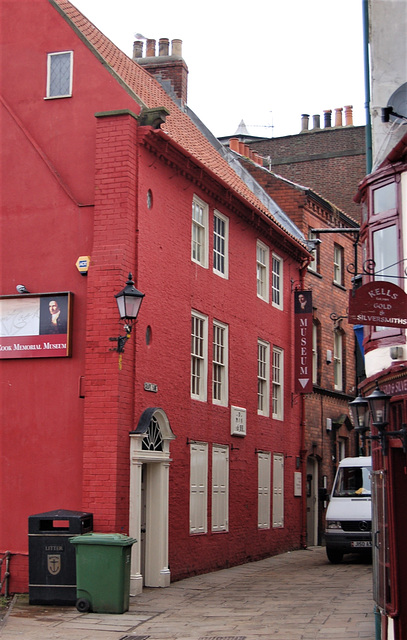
0, 0, 311, 595
227, 144, 362, 547
220, 113, 366, 222
353, 1, 407, 637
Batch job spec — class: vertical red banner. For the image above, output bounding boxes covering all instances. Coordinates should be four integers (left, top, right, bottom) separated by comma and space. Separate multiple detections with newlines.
294, 290, 313, 394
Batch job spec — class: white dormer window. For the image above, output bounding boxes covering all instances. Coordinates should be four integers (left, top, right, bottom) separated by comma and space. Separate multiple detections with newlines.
46, 51, 73, 98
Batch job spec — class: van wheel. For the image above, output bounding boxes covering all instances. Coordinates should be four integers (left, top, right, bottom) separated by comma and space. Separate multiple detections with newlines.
326, 548, 343, 564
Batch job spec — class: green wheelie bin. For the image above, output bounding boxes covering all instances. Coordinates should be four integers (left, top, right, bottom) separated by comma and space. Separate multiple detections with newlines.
69, 533, 136, 613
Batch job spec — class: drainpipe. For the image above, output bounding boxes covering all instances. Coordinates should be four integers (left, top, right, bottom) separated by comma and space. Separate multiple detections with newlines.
362, 0, 372, 173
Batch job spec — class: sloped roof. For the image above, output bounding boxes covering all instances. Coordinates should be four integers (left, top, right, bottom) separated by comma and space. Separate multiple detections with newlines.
50, 0, 308, 252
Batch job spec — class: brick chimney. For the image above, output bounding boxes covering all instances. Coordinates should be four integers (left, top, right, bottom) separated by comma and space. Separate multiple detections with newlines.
133, 38, 188, 107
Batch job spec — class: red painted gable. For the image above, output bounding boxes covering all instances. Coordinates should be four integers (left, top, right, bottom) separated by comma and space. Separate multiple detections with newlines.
1, 0, 309, 594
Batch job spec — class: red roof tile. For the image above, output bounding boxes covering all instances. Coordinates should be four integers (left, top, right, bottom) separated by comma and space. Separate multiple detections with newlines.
50, 0, 308, 251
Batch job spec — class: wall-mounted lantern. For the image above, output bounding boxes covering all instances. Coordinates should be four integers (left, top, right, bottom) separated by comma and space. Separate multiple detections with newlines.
110, 273, 144, 354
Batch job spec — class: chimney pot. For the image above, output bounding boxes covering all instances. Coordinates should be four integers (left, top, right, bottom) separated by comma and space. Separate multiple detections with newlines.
301, 114, 310, 132
138, 37, 188, 106
344, 105, 353, 126
323, 110, 332, 128
334, 108, 343, 127
146, 39, 156, 57
238, 141, 246, 155
133, 40, 143, 59
312, 114, 320, 129
171, 39, 182, 56
229, 137, 240, 153
159, 38, 169, 56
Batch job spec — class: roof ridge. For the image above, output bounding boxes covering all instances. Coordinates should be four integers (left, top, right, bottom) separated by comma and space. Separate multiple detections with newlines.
49, 0, 308, 251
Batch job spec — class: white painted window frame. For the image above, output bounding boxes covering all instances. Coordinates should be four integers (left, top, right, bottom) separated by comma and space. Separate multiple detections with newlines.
333, 244, 344, 286
272, 346, 284, 420
308, 230, 319, 273
256, 240, 269, 302
258, 451, 271, 529
212, 320, 228, 406
211, 445, 229, 532
191, 311, 208, 402
271, 252, 283, 310
334, 330, 343, 391
257, 339, 270, 416
190, 442, 208, 534
46, 51, 73, 99
213, 210, 229, 278
192, 196, 209, 268
272, 453, 284, 528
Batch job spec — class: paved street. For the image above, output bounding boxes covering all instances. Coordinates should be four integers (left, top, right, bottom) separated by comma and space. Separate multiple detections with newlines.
1, 546, 375, 640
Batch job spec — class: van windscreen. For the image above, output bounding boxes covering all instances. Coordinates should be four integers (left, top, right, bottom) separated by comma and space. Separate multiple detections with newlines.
333, 466, 371, 497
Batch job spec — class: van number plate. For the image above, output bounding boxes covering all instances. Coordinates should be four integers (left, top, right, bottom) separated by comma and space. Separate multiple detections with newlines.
351, 541, 372, 548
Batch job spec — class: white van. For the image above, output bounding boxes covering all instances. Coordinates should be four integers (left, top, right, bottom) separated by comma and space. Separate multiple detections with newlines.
325, 456, 372, 563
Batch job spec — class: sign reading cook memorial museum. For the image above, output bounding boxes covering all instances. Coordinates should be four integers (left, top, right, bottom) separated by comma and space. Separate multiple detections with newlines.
348, 282, 407, 327
0, 292, 73, 359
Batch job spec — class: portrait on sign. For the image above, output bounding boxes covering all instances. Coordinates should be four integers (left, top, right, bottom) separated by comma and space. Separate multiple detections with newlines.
0, 292, 73, 359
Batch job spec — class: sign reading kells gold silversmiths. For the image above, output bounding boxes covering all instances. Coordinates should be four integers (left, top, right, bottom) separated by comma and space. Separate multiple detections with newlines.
348, 282, 407, 327
0, 292, 73, 359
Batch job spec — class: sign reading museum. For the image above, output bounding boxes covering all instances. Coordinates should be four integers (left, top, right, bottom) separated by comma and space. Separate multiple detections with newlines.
0, 292, 72, 359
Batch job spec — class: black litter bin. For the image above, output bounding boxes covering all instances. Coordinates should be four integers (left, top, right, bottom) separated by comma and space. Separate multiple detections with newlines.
28, 509, 93, 605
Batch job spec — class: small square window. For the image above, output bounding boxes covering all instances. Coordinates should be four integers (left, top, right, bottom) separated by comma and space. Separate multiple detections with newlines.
46, 52, 73, 98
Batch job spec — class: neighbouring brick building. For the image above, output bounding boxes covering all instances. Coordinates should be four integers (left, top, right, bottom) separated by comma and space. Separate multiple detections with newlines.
219, 110, 366, 222
226, 142, 362, 545
0, 0, 312, 596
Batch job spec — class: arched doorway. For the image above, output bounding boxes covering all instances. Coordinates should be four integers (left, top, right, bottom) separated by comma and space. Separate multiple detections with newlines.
129, 408, 175, 595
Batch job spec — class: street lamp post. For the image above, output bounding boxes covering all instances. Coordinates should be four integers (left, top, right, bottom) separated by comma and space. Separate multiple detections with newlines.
349, 382, 407, 456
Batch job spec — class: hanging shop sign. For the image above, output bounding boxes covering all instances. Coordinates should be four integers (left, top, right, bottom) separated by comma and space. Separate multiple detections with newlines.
294, 290, 313, 394
348, 282, 407, 327
0, 292, 73, 359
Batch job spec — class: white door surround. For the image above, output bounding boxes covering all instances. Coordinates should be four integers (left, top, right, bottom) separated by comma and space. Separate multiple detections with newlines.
129, 407, 175, 595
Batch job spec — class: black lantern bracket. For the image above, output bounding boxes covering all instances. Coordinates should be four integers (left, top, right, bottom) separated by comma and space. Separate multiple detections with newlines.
109, 327, 132, 354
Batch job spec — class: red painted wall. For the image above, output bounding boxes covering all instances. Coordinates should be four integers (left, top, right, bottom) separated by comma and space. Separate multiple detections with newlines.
1, 0, 304, 592
0, 0, 140, 591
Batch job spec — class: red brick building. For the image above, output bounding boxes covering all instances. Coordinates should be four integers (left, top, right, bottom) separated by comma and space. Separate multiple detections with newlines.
0, 0, 311, 595
220, 112, 366, 222
228, 145, 362, 545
